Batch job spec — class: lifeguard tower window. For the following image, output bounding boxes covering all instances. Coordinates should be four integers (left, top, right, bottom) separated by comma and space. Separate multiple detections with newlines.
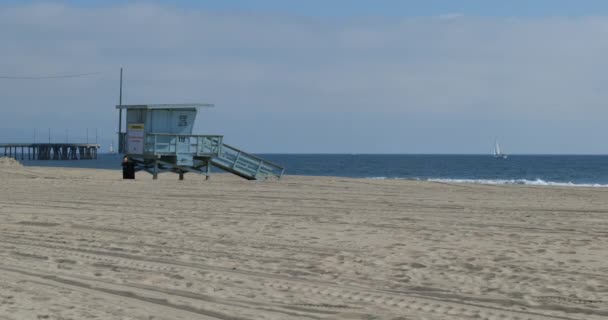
178, 115, 188, 127
116, 103, 284, 180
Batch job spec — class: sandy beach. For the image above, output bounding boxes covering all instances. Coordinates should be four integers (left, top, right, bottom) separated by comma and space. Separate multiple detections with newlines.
0, 159, 607, 320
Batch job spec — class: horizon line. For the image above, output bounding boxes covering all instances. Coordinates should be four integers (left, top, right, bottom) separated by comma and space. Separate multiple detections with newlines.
91, 152, 608, 156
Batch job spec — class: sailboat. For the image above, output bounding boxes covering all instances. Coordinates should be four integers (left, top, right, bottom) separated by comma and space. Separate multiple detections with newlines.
494, 140, 507, 159
109, 141, 117, 154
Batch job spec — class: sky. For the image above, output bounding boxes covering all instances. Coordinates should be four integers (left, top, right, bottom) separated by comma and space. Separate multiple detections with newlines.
1, 1, 608, 154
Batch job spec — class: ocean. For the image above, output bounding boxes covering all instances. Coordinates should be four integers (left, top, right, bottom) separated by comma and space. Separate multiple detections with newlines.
18, 154, 608, 187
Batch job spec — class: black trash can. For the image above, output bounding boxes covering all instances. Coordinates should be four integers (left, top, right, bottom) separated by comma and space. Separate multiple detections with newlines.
122, 157, 135, 179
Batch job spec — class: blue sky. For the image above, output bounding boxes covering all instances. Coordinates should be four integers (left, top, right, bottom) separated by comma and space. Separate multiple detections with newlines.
6, 0, 608, 17
2, 1, 608, 154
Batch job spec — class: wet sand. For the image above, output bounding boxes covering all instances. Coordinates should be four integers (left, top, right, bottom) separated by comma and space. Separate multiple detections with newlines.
0, 161, 607, 319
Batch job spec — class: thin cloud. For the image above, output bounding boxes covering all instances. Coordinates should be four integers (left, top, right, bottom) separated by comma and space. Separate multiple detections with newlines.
0, 3, 606, 153
437, 13, 464, 19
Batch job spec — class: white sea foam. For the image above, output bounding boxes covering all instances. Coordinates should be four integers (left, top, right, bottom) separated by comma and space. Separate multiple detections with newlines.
365, 176, 608, 187
427, 178, 608, 188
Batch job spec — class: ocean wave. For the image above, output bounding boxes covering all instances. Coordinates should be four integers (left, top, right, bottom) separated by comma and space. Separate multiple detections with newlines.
427, 178, 608, 187
366, 177, 608, 187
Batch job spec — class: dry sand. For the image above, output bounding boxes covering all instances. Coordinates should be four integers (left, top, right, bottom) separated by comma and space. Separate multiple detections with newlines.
0, 159, 607, 319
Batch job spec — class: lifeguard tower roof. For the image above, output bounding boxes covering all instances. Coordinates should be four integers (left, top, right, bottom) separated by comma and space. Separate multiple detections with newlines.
116, 103, 214, 110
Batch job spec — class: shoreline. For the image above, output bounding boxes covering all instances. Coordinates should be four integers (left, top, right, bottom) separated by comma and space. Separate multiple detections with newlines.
8, 154, 608, 188
10, 163, 608, 190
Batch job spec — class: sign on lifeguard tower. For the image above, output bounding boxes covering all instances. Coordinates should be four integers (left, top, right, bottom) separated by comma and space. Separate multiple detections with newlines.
116, 103, 284, 180
126, 123, 144, 154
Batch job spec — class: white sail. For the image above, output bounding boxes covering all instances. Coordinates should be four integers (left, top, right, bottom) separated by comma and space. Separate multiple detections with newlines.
494, 139, 507, 159
109, 142, 115, 154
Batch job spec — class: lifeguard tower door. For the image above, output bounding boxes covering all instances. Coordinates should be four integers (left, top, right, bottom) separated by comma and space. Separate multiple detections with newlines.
177, 136, 189, 153
176, 136, 193, 166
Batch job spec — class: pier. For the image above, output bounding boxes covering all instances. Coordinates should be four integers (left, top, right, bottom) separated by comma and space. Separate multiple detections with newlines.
0, 143, 100, 160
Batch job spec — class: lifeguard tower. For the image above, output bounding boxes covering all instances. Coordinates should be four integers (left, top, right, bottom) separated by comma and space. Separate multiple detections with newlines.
116, 103, 284, 180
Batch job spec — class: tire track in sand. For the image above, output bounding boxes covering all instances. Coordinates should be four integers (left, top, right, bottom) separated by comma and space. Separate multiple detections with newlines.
0, 238, 599, 320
